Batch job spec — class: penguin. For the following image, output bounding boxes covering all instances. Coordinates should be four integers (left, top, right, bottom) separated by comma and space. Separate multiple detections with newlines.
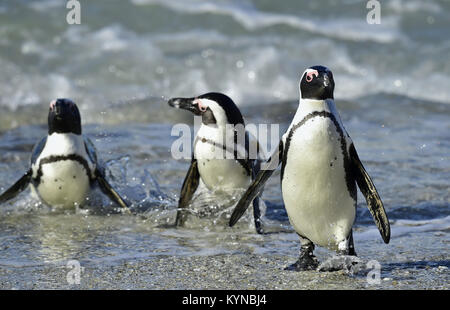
168, 92, 265, 233
0, 98, 129, 211
229, 66, 390, 270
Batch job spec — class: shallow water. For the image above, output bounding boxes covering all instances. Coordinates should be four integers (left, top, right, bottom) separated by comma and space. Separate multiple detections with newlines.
0, 0, 449, 289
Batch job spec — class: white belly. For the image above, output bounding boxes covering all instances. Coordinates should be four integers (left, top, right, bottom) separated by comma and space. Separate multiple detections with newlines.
34, 160, 91, 208
195, 139, 251, 193
282, 116, 355, 250
197, 158, 250, 192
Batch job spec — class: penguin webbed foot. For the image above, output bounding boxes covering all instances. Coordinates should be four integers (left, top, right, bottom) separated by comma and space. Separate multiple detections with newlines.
317, 235, 361, 272
317, 255, 363, 273
285, 245, 319, 271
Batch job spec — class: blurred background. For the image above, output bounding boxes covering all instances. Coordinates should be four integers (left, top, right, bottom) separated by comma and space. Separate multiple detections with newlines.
0, 0, 448, 289
0, 0, 449, 113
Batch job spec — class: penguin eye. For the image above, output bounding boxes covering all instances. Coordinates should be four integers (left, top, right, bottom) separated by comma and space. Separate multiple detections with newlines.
195, 99, 208, 113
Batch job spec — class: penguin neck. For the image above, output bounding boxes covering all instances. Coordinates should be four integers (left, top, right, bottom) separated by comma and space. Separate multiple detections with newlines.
43, 132, 85, 157
288, 97, 347, 140
197, 122, 232, 138
292, 98, 337, 124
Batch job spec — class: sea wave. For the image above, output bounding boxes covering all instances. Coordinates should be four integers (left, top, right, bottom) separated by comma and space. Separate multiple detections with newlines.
357, 216, 450, 241
0, 0, 448, 109
132, 0, 403, 43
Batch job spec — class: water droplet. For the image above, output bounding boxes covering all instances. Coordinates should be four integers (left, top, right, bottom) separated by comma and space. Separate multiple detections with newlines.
248, 71, 256, 80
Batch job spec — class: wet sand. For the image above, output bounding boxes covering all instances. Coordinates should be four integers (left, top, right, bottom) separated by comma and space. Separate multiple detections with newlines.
1, 232, 448, 290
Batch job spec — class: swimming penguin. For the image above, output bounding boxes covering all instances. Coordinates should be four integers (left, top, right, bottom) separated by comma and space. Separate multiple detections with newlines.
168, 92, 265, 233
229, 66, 390, 270
0, 98, 129, 211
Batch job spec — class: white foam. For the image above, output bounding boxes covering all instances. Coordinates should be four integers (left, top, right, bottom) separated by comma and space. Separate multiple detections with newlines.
63, 24, 161, 57
132, 0, 402, 43
387, 0, 442, 14
356, 216, 450, 241
1, 2, 449, 110
28, 0, 61, 12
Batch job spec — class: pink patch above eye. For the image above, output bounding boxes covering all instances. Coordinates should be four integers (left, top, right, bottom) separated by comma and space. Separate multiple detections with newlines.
194, 99, 208, 112
306, 70, 319, 82
49, 100, 57, 109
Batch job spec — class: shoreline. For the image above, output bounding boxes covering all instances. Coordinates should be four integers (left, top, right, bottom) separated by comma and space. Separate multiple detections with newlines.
1, 252, 448, 290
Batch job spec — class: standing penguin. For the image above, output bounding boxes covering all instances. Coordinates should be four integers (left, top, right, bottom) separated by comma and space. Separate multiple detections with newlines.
229, 66, 390, 270
0, 98, 129, 211
168, 92, 264, 233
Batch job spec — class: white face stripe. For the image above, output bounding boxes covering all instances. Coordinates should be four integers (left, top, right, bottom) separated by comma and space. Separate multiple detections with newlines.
300, 68, 319, 94
305, 69, 318, 82
301, 67, 331, 80
194, 98, 208, 112
49, 100, 57, 109
197, 98, 228, 126
302, 68, 315, 80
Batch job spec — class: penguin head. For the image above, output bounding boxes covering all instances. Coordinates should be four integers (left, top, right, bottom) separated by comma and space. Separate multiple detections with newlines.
168, 92, 244, 127
300, 65, 335, 100
48, 98, 82, 135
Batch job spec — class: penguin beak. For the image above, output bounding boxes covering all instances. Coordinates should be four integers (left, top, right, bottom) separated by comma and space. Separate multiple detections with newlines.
313, 70, 331, 89
50, 100, 67, 121
168, 97, 201, 115
315, 71, 334, 95
53, 102, 65, 119
48, 99, 82, 135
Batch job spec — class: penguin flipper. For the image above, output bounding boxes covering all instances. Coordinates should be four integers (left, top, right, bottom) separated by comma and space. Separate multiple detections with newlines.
30, 137, 47, 165
83, 136, 98, 164
251, 159, 263, 234
176, 157, 200, 226
349, 144, 390, 244
0, 170, 32, 204
229, 140, 283, 227
0, 137, 48, 203
85, 138, 130, 212
95, 167, 130, 212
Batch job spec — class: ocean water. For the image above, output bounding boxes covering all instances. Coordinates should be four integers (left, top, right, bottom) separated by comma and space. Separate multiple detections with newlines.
0, 0, 449, 289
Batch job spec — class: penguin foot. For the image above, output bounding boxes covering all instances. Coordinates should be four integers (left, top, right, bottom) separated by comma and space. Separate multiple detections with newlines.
317, 255, 362, 273
285, 248, 319, 271
285, 257, 319, 271
255, 222, 264, 235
